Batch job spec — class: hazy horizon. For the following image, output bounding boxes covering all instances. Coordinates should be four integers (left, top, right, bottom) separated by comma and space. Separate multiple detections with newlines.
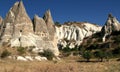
0, 0, 120, 26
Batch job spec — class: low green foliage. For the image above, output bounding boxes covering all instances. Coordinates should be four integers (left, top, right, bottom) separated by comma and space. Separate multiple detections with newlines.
94, 50, 112, 62
40, 49, 55, 60
17, 47, 26, 55
82, 50, 92, 62
1, 49, 11, 58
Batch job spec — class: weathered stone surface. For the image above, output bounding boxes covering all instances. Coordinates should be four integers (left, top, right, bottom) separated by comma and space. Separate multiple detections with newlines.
55, 22, 102, 48
101, 14, 120, 42
0, 16, 2, 25
0, 1, 33, 44
43, 10, 55, 40
33, 15, 49, 40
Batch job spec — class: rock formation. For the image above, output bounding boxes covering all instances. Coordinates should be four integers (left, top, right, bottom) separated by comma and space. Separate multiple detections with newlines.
0, 16, 2, 25
101, 14, 120, 42
0, 1, 33, 45
55, 22, 102, 49
43, 10, 55, 40
33, 15, 49, 40
0, 1, 59, 56
0, 1, 104, 57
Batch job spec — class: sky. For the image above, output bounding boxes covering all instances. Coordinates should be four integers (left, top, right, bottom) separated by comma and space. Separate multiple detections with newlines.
0, 0, 120, 26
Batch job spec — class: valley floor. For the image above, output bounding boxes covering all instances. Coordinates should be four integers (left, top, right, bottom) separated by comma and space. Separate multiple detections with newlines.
0, 57, 120, 72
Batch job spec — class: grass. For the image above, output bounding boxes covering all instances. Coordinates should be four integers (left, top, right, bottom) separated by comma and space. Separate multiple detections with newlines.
0, 57, 120, 72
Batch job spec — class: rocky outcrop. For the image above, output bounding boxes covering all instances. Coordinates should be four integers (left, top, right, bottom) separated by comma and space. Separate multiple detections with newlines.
0, 1, 33, 44
0, 1, 59, 56
0, 16, 2, 25
101, 14, 120, 42
33, 15, 49, 40
43, 10, 55, 40
55, 22, 102, 48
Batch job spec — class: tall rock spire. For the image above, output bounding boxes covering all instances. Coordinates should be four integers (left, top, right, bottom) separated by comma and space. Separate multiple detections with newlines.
101, 14, 120, 42
33, 14, 49, 40
43, 10, 55, 40
0, 1, 33, 43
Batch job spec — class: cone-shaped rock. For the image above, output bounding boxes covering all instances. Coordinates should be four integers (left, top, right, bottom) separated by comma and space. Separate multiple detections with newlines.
33, 15, 49, 40
101, 14, 120, 42
43, 10, 55, 40
0, 1, 33, 44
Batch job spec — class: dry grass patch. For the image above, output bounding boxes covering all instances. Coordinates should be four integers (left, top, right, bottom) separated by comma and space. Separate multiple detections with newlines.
0, 58, 120, 72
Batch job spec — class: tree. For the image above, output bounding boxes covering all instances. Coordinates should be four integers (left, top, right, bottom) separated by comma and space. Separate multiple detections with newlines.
82, 50, 92, 62
94, 50, 105, 62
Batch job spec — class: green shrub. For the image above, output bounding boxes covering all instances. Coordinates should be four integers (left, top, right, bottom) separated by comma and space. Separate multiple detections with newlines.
94, 50, 105, 62
1, 49, 11, 58
17, 47, 26, 55
40, 49, 55, 60
112, 47, 120, 56
82, 50, 92, 62
62, 45, 71, 53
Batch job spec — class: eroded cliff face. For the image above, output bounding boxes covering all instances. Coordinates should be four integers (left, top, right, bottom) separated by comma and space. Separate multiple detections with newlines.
55, 22, 102, 49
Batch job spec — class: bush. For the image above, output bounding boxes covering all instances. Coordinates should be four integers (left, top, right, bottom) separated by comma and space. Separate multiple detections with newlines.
82, 50, 92, 62
94, 50, 105, 62
40, 49, 55, 60
112, 47, 120, 56
17, 47, 26, 55
1, 49, 11, 58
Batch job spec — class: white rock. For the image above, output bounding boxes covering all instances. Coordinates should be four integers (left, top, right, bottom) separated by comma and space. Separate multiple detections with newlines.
34, 56, 42, 61
40, 57, 47, 61
17, 56, 27, 61
55, 22, 102, 48
25, 56, 33, 61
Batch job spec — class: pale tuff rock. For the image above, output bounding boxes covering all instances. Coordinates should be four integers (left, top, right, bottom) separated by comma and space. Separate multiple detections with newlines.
55, 22, 102, 48
0, 1, 59, 56
0, 16, 2, 25
43, 10, 55, 40
33, 15, 49, 40
0, 1, 33, 43
101, 14, 120, 42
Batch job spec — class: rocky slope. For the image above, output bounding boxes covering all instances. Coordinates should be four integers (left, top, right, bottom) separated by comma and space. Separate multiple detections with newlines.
101, 14, 120, 42
55, 22, 102, 49
80, 14, 120, 57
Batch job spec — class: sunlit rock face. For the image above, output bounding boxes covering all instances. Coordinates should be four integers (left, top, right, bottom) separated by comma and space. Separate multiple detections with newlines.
55, 22, 102, 49
0, 16, 2, 25
33, 15, 49, 41
33, 15, 59, 56
43, 10, 55, 41
0, 1, 59, 56
101, 14, 120, 42
0, 1, 33, 44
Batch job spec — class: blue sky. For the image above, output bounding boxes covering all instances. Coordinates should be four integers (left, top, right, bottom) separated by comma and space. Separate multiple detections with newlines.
0, 0, 120, 26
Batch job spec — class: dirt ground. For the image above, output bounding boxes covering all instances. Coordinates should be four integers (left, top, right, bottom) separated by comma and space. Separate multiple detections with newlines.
0, 57, 120, 72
